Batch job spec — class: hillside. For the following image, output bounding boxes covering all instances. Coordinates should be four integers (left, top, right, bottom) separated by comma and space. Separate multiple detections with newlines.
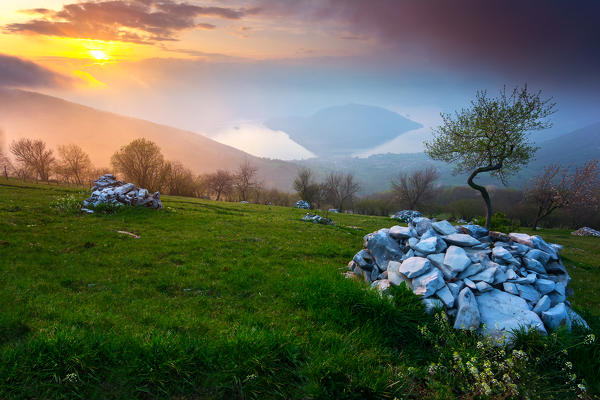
0, 180, 598, 398
266, 104, 422, 157
0, 89, 299, 190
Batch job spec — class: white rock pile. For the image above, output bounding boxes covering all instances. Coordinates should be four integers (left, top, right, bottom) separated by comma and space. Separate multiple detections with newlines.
294, 200, 311, 209
391, 210, 422, 223
347, 217, 589, 342
571, 227, 600, 237
83, 174, 163, 210
302, 213, 333, 225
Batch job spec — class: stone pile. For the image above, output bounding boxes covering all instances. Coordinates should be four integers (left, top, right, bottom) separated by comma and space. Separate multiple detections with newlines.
571, 227, 600, 237
347, 217, 589, 342
391, 210, 422, 223
302, 213, 333, 225
294, 200, 311, 209
83, 174, 163, 210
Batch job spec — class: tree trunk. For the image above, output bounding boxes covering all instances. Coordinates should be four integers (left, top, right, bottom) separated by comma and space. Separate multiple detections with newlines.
467, 164, 502, 230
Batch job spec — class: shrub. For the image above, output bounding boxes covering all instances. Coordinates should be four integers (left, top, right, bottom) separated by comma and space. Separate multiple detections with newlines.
50, 194, 82, 214
473, 212, 520, 233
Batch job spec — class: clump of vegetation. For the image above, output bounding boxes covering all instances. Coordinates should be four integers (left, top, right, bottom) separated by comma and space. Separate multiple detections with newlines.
473, 212, 520, 233
49, 194, 83, 214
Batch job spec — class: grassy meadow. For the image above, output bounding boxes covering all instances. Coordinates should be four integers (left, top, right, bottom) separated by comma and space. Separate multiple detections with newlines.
1, 179, 599, 399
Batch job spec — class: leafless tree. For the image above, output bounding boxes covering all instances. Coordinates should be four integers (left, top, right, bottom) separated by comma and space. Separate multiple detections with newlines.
234, 160, 259, 202
323, 171, 360, 212
162, 161, 197, 197
526, 160, 600, 229
205, 169, 234, 201
110, 138, 165, 192
293, 167, 320, 207
55, 144, 93, 185
9, 138, 55, 182
0, 130, 13, 179
391, 166, 440, 210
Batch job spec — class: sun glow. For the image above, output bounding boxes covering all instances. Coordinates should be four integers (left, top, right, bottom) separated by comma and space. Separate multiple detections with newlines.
89, 49, 109, 60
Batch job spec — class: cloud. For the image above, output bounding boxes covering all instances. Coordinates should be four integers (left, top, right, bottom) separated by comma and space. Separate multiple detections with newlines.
0, 53, 73, 88
6, 0, 260, 44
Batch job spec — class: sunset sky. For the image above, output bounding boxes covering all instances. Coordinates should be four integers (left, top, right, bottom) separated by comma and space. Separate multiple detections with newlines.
1, 0, 599, 157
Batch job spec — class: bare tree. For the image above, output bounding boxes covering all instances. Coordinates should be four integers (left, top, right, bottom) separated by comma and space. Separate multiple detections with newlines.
162, 161, 197, 197
206, 170, 234, 201
110, 138, 165, 192
391, 166, 440, 210
526, 160, 600, 229
55, 144, 93, 185
0, 130, 13, 179
234, 160, 258, 202
9, 138, 55, 182
293, 168, 320, 207
323, 171, 360, 212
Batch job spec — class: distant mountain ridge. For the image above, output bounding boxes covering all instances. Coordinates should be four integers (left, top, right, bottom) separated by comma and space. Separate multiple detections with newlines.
265, 104, 422, 157
0, 89, 298, 190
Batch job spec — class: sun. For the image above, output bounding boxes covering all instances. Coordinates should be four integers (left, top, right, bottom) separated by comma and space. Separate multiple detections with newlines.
89, 49, 109, 60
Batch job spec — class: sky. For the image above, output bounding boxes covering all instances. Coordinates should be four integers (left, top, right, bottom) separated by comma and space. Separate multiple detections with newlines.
1, 0, 599, 159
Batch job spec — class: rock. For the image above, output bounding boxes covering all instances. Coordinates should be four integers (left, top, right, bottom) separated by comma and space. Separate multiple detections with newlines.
546, 260, 567, 274
509, 232, 534, 247
431, 220, 457, 236
547, 291, 567, 306
571, 227, 600, 237
443, 245, 471, 275
533, 295, 552, 314
492, 246, 520, 265
366, 230, 403, 271
531, 236, 559, 260
391, 210, 422, 223
353, 250, 375, 271
516, 284, 541, 303
526, 249, 551, 265
505, 269, 518, 280
534, 279, 555, 295
302, 213, 334, 225
477, 289, 546, 342
469, 267, 497, 284
464, 278, 477, 290
475, 281, 493, 292
453, 288, 480, 330
414, 237, 440, 254
389, 225, 417, 239
387, 261, 408, 286
457, 262, 485, 280
442, 233, 481, 247
554, 282, 566, 296
398, 257, 432, 278
412, 268, 445, 297
566, 306, 590, 329
523, 257, 547, 274
294, 200, 311, 209
503, 282, 520, 295
447, 281, 465, 298
436, 285, 455, 308
328, 208, 340, 213
494, 268, 508, 285
370, 279, 391, 294
410, 217, 433, 236
489, 231, 510, 242
459, 224, 489, 238
422, 298, 444, 314
542, 303, 571, 331
511, 273, 537, 285
83, 174, 163, 210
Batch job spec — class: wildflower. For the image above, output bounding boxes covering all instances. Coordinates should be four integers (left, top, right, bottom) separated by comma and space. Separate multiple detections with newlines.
577, 383, 586, 392
64, 373, 78, 383
428, 364, 437, 375
476, 341, 484, 350
584, 334, 596, 344
453, 351, 462, 363
565, 361, 573, 370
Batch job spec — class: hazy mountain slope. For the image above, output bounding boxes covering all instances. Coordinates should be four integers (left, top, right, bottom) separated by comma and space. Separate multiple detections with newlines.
265, 104, 422, 157
0, 89, 298, 190
529, 122, 600, 168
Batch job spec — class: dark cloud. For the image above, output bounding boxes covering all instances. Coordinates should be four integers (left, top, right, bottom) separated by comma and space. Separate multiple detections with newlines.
0, 53, 73, 88
6, 0, 259, 44
260, 0, 600, 79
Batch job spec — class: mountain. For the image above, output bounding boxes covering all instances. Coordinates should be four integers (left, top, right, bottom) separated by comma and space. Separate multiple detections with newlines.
0, 89, 298, 190
265, 104, 422, 157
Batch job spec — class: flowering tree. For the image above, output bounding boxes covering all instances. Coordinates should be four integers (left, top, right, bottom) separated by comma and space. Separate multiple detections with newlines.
526, 160, 599, 229
425, 85, 555, 229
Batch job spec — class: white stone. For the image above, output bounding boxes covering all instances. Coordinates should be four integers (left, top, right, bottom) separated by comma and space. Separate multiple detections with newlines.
443, 233, 481, 247
533, 295, 552, 314
516, 284, 541, 303
431, 220, 457, 236
535, 279, 555, 295
447, 281, 465, 298
475, 281, 493, 292
503, 282, 519, 295
453, 287, 480, 330
387, 261, 408, 286
422, 298, 444, 314
411, 217, 432, 236
436, 285, 455, 308
398, 257, 431, 278
414, 237, 439, 254
542, 303, 571, 331
477, 289, 546, 342
457, 263, 484, 280
492, 246, 519, 265
412, 268, 445, 297
469, 267, 497, 284
443, 246, 471, 274
370, 279, 391, 294
389, 225, 416, 239
509, 232, 534, 247
523, 257, 547, 274
464, 278, 476, 290
566, 306, 590, 330
526, 249, 551, 265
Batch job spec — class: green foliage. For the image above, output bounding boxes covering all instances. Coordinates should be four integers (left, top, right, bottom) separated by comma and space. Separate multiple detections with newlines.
1, 179, 599, 399
473, 212, 520, 233
49, 193, 83, 214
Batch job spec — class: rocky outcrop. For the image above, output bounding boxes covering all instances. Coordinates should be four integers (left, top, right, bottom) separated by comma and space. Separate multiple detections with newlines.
302, 213, 333, 225
294, 200, 311, 209
83, 174, 163, 210
347, 217, 588, 342
390, 210, 422, 223
571, 227, 600, 237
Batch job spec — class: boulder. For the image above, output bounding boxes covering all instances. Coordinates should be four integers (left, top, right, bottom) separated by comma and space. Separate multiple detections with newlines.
477, 289, 546, 342
526, 249, 551, 265
387, 261, 408, 286
533, 295, 552, 314
443, 233, 481, 247
431, 220, 457, 236
457, 262, 485, 280
398, 257, 431, 278
523, 257, 547, 274
294, 200, 311, 209
412, 268, 445, 297
411, 217, 433, 236
542, 303, 571, 331
366, 230, 403, 271
503, 282, 519, 296
389, 225, 417, 239
453, 288, 480, 330
469, 266, 498, 284
571, 227, 600, 237
447, 281, 465, 298
566, 306, 590, 329
436, 285, 455, 308
443, 245, 471, 275
391, 210, 422, 223
414, 236, 440, 254
492, 246, 520, 266
83, 174, 163, 209
516, 284, 541, 303
475, 281, 493, 292
509, 232, 534, 247
534, 279, 555, 295
459, 224, 489, 238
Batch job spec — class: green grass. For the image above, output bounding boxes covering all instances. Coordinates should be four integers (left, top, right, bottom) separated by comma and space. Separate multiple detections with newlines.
1, 179, 599, 399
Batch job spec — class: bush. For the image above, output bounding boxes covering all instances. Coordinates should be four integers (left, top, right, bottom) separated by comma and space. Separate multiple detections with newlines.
50, 194, 82, 214
473, 212, 520, 233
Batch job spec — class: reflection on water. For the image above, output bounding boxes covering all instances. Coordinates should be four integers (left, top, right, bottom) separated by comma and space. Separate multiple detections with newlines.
207, 121, 315, 160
